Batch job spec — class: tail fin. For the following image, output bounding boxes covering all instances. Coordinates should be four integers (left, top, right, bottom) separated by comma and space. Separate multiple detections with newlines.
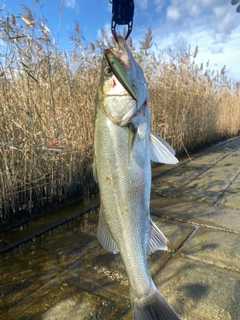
132, 290, 180, 320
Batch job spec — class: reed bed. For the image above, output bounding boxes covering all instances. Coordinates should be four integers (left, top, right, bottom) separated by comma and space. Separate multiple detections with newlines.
0, 7, 239, 229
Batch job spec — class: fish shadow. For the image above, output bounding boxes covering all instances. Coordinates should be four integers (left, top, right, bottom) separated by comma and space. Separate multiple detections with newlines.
180, 283, 209, 301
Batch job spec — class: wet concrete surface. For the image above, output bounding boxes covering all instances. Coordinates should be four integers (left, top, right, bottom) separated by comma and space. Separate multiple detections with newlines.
0, 136, 240, 319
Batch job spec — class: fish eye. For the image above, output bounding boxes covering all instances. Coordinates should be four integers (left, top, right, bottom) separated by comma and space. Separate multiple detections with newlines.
104, 66, 113, 76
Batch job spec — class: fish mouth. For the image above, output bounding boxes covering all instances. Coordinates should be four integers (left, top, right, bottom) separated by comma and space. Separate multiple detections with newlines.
104, 38, 137, 101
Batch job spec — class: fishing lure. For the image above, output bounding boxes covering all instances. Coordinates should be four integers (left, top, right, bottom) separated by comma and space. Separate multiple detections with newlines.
105, 48, 137, 100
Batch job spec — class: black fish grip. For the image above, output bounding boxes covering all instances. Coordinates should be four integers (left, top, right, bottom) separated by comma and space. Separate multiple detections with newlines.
110, 0, 135, 42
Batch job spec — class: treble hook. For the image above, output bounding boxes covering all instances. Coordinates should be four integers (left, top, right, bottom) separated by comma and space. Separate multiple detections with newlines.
110, 0, 135, 42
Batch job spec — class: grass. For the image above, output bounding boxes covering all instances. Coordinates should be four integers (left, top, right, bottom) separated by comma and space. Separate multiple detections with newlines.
0, 6, 239, 229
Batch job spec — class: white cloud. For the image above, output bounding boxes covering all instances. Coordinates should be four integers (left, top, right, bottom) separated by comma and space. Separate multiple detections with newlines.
141, 0, 240, 82
188, 4, 201, 16
136, 0, 149, 10
97, 23, 112, 42
65, 0, 76, 9
200, 0, 220, 8
211, 46, 224, 54
212, 8, 238, 34
213, 5, 226, 17
164, 0, 239, 35
154, 0, 166, 12
167, 6, 182, 22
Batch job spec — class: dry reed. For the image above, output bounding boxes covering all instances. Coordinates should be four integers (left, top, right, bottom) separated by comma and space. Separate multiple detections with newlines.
0, 7, 239, 229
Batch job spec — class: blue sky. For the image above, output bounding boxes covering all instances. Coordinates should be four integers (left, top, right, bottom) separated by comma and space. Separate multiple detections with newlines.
3, 0, 240, 82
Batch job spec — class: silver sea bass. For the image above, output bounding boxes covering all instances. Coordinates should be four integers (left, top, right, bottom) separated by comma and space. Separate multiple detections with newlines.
94, 36, 180, 320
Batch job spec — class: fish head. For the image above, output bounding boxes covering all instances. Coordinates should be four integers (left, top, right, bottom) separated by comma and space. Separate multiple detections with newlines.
96, 36, 148, 126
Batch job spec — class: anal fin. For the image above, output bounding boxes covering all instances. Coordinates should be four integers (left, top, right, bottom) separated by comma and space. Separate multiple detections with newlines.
97, 207, 119, 254
147, 219, 168, 254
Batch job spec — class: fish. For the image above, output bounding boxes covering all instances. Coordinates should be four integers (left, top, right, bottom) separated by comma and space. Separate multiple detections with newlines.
93, 36, 180, 320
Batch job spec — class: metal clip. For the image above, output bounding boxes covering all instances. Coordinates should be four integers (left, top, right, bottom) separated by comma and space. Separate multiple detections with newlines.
110, 0, 135, 42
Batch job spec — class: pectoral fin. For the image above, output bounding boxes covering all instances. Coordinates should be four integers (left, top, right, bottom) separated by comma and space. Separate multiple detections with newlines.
149, 133, 178, 164
97, 207, 119, 254
120, 101, 138, 126
147, 219, 168, 254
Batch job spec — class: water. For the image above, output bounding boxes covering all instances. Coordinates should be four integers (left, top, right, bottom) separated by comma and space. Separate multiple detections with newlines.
0, 208, 128, 320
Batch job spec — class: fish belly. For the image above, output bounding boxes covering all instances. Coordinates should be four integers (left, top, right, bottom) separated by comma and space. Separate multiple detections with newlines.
94, 108, 153, 299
